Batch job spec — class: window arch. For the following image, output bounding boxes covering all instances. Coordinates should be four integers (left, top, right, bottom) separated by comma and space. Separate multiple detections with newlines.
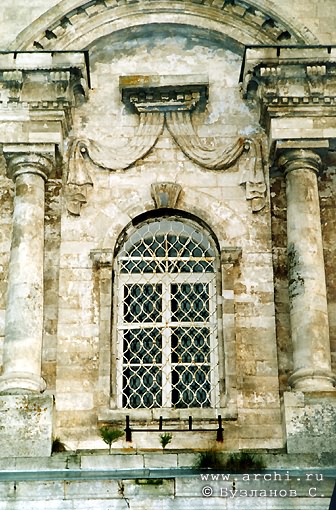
114, 214, 220, 410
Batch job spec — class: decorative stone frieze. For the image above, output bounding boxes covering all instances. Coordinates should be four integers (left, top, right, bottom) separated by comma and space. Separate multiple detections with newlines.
68, 112, 164, 172
165, 111, 246, 169
0, 148, 55, 394
67, 75, 267, 214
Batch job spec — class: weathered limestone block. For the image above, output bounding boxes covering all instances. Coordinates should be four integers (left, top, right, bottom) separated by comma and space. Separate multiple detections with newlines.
283, 391, 336, 453
0, 394, 53, 457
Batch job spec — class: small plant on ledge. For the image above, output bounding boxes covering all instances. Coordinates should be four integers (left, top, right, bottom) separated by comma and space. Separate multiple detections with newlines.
194, 449, 226, 470
160, 432, 173, 450
100, 426, 124, 454
194, 450, 266, 471
225, 451, 266, 472
51, 437, 67, 454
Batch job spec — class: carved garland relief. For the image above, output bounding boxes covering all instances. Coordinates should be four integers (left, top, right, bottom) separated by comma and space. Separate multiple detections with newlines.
66, 75, 267, 215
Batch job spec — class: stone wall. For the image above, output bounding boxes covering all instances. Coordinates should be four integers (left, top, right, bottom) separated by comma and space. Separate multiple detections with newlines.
0, 452, 334, 510
0, 0, 335, 462
49, 27, 281, 449
0, 1, 336, 509
320, 164, 336, 374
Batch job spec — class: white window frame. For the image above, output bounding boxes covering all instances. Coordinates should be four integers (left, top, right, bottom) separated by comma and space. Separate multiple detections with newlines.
114, 217, 220, 410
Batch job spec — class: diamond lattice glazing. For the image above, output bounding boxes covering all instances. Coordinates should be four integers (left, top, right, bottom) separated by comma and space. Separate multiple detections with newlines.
116, 218, 219, 409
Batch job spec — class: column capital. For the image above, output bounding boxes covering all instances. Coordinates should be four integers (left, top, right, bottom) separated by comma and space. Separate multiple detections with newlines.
241, 47, 336, 110
240, 47, 336, 154
0, 52, 89, 149
3, 146, 55, 181
0, 52, 88, 107
277, 149, 322, 176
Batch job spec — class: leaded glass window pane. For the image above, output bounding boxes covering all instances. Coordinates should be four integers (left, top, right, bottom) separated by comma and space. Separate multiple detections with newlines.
116, 218, 219, 409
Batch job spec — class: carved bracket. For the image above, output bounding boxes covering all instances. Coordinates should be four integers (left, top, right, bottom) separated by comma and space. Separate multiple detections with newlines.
120, 74, 208, 113
65, 139, 93, 215
239, 137, 267, 212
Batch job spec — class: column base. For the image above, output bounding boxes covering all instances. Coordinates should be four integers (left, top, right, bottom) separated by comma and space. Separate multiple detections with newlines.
0, 394, 54, 457
0, 372, 46, 394
288, 368, 336, 391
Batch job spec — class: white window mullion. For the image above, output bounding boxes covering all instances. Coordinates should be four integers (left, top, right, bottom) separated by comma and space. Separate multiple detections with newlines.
161, 276, 171, 407
209, 276, 219, 407
117, 280, 126, 408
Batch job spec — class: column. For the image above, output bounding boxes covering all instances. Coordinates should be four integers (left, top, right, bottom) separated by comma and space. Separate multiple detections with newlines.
0, 152, 54, 394
278, 149, 335, 391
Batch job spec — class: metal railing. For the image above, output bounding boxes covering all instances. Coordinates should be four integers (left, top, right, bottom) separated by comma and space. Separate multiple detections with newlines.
124, 414, 224, 442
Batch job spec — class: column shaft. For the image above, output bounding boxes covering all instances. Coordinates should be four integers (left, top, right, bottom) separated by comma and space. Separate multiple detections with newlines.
0, 154, 53, 393
280, 149, 335, 391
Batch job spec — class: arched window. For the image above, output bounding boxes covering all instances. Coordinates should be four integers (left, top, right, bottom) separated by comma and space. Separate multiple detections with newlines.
115, 215, 220, 409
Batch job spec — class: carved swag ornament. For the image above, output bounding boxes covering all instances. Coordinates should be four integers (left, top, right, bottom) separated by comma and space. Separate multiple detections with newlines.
66, 76, 267, 214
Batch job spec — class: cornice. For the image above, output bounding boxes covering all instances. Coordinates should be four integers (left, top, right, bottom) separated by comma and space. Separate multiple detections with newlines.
10, 0, 315, 52
120, 75, 208, 114
0, 52, 89, 145
242, 47, 336, 108
0, 52, 89, 111
241, 46, 336, 153
66, 74, 267, 215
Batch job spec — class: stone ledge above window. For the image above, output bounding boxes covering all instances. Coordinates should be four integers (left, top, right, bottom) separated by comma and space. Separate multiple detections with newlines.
120, 74, 209, 113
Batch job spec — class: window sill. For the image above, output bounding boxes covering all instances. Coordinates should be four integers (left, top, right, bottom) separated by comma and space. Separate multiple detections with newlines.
98, 405, 237, 424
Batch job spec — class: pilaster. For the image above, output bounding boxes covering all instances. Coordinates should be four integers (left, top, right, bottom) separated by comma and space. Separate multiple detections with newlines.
278, 149, 335, 391
241, 46, 336, 452
241, 46, 336, 393
0, 150, 54, 394
0, 53, 88, 454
